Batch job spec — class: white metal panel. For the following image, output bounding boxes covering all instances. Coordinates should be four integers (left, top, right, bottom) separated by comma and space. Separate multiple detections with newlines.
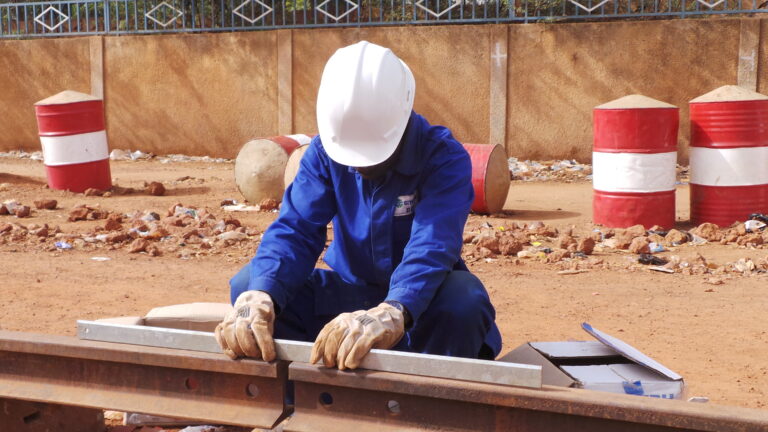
592, 151, 677, 193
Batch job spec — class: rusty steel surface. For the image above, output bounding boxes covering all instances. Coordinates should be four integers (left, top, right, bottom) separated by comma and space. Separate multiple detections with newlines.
0, 330, 288, 429
0, 399, 105, 432
287, 363, 768, 432
2, 330, 768, 431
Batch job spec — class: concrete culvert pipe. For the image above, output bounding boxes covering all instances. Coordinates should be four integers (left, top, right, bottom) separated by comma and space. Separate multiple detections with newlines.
234, 135, 313, 204
283, 144, 310, 189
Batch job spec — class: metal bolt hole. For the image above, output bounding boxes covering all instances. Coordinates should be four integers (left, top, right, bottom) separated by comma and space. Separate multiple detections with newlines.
184, 377, 199, 391
246, 383, 260, 398
387, 400, 401, 415
319, 392, 334, 407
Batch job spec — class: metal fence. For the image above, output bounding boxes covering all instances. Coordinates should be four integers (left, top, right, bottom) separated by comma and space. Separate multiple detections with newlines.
0, 0, 766, 38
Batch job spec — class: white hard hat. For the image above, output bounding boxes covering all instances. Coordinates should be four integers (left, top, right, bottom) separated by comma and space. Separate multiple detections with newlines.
316, 41, 415, 167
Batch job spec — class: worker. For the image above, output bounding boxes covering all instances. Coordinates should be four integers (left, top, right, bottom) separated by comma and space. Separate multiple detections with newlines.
216, 41, 501, 370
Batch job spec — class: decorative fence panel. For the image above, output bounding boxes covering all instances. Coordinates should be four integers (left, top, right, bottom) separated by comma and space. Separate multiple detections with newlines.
0, 0, 766, 38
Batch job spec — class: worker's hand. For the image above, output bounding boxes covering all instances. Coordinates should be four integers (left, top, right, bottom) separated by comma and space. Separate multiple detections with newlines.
215, 290, 276, 361
310, 302, 405, 370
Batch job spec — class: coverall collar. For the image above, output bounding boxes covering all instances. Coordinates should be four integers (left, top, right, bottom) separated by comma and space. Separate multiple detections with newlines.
391, 112, 422, 176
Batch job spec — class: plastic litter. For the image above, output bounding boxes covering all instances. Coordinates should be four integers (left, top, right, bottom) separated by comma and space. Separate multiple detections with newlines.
508, 157, 591, 182
749, 213, 768, 224
174, 206, 198, 219
178, 426, 226, 432
744, 219, 766, 233
91, 256, 111, 261
690, 234, 707, 245
648, 266, 674, 274
142, 211, 161, 222
649, 242, 665, 253
638, 254, 668, 265
54, 241, 72, 250
130, 150, 152, 160
222, 204, 261, 212
109, 149, 131, 160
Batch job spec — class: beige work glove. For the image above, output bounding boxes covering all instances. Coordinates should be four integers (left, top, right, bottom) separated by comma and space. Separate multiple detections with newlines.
214, 290, 276, 361
310, 302, 405, 370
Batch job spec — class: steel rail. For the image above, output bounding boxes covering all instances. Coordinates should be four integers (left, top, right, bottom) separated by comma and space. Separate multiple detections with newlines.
287, 363, 768, 432
0, 330, 288, 429
1, 330, 768, 431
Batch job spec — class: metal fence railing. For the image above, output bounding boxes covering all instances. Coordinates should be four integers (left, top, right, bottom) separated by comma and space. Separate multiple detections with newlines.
1, 0, 766, 38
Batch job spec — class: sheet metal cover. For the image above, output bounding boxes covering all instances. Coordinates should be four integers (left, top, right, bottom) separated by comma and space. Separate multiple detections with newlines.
581, 323, 682, 381
530, 341, 617, 359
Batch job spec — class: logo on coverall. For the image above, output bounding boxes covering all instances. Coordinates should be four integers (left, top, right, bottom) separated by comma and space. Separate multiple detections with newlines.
394, 192, 418, 217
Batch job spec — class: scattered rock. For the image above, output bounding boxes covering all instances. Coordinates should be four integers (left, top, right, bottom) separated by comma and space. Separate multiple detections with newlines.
499, 237, 523, 256
145, 244, 162, 256
476, 235, 501, 254
736, 233, 763, 246
68, 207, 90, 222
30, 225, 48, 237
625, 224, 647, 238
612, 231, 635, 249
106, 232, 130, 243
691, 223, 722, 242
14, 205, 31, 218
104, 217, 122, 231
147, 181, 166, 196
0, 204, 8, 215
259, 198, 279, 211
478, 247, 495, 258
577, 237, 595, 255
128, 238, 149, 253
664, 229, 689, 246
628, 237, 651, 254
33, 199, 57, 210
556, 234, 576, 250
547, 249, 571, 263
462, 233, 476, 244
84, 188, 105, 197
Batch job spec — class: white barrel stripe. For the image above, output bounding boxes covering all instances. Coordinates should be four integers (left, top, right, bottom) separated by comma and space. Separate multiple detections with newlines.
690, 146, 768, 186
286, 134, 312, 145
593, 151, 677, 193
41, 131, 109, 166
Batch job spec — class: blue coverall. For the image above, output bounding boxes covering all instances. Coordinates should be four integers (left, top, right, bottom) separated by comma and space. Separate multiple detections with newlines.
230, 111, 502, 359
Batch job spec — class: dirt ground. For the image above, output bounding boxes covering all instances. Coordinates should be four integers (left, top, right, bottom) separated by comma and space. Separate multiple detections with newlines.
1, 156, 767, 416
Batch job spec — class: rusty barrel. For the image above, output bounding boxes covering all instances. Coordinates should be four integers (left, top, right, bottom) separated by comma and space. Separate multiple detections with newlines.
34, 90, 112, 193
463, 143, 510, 214
592, 95, 678, 229
689, 85, 768, 227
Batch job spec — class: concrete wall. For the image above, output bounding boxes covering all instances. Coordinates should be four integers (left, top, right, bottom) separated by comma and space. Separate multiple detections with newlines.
292, 25, 490, 146
0, 37, 91, 149
104, 32, 278, 157
507, 19, 741, 162
0, 18, 762, 161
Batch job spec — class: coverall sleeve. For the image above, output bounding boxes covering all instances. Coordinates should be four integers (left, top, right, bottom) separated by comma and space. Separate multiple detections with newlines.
385, 143, 474, 323
247, 141, 337, 311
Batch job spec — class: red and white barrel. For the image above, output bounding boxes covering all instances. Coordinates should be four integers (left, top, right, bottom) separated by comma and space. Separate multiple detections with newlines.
689, 85, 768, 226
463, 143, 510, 215
268, 134, 313, 155
593, 95, 679, 229
34, 90, 111, 193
